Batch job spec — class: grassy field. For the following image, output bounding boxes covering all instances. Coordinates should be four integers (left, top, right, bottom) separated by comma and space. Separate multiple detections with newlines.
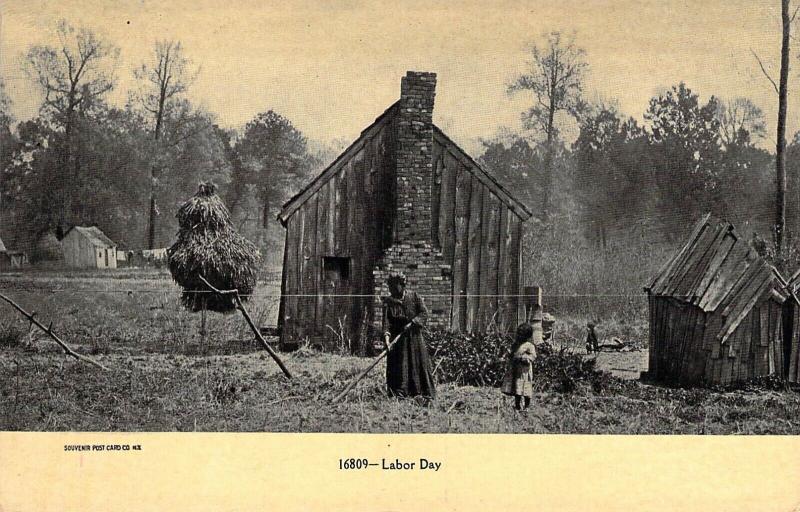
0, 269, 798, 434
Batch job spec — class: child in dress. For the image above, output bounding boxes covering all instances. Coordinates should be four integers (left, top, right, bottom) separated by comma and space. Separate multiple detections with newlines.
586, 321, 599, 353
501, 322, 538, 411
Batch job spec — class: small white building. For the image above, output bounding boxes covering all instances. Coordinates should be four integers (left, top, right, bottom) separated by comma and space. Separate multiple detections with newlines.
62, 226, 118, 269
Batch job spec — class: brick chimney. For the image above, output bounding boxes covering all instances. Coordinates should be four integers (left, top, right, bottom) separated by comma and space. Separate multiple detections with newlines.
395, 71, 436, 242
371, 71, 453, 339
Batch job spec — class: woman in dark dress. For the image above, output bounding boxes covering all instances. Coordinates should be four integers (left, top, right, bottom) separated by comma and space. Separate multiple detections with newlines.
382, 273, 436, 400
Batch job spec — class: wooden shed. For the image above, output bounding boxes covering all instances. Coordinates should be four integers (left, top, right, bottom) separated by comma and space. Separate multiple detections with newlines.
644, 214, 799, 386
0, 237, 27, 269
62, 226, 118, 269
785, 271, 800, 384
277, 71, 532, 351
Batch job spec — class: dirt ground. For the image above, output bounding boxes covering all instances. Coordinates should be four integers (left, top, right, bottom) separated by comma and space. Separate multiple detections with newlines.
0, 269, 798, 434
1, 347, 798, 434
593, 350, 649, 379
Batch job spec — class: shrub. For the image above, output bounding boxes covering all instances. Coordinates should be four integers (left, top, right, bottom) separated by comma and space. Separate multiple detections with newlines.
426, 330, 510, 387
426, 330, 616, 393
531, 343, 612, 394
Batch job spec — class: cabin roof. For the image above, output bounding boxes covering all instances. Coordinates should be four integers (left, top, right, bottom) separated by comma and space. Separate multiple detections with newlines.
645, 213, 791, 344
64, 226, 117, 248
277, 103, 532, 225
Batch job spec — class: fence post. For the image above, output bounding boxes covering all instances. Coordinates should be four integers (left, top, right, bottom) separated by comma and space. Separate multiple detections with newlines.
523, 285, 542, 322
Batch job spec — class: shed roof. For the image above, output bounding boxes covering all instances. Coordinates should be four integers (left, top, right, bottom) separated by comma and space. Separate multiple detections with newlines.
65, 226, 116, 248
278, 102, 532, 225
646, 213, 789, 343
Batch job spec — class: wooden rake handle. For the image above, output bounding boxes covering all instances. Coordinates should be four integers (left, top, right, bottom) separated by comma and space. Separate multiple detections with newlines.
332, 323, 412, 403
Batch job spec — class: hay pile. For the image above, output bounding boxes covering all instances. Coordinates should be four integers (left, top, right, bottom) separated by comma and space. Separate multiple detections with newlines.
168, 182, 260, 313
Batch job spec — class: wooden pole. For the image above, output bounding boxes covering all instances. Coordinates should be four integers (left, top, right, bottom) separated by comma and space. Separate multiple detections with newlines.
199, 276, 292, 379
0, 291, 109, 371
332, 323, 411, 403
200, 297, 207, 341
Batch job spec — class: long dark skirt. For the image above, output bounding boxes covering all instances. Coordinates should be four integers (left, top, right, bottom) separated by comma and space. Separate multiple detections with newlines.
386, 330, 436, 399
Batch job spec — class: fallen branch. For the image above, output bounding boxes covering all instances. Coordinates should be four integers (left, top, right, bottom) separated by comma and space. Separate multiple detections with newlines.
265, 395, 301, 406
0, 291, 109, 371
198, 276, 292, 379
445, 400, 465, 415
333, 323, 412, 403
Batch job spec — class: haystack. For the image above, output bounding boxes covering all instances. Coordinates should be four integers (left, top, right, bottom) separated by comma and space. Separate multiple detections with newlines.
168, 182, 260, 313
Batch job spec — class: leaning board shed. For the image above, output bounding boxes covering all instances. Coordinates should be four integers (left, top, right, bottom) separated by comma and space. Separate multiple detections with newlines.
644, 213, 798, 386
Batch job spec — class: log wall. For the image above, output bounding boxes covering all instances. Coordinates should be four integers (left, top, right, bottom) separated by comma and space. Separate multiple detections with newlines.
280, 118, 395, 349
431, 133, 524, 332
279, 117, 528, 348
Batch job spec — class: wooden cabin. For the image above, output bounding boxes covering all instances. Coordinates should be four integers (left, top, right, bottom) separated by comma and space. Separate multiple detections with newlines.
0, 237, 27, 269
785, 272, 800, 384
62, 226, 118, 269
644, 214, 799, 387
277, 71, 532, 351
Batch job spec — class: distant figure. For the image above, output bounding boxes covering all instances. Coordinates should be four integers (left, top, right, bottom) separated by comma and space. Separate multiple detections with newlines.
751, 232, 768, 257
502, 323, 538, 411
382, 272, 436, 401
586, 322, 599, 353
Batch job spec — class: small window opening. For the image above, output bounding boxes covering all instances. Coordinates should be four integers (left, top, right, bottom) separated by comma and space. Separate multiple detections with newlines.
322, 256, 350, 280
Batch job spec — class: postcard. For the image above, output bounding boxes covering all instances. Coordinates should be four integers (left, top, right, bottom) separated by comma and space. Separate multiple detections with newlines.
1, 1, 799, 510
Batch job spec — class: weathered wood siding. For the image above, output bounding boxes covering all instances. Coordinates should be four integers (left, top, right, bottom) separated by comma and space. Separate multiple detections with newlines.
650, 295, 788, 386
62, 232, 115, 269
280, 118, 395, 349
788, 300, 800, 384
279, 119, 528, 347
704, 299, 784, 385
430, 133, 524, 333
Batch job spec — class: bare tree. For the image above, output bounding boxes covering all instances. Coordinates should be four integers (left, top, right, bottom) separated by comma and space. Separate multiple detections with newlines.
508, 31, 588, 220
24, 19, 119, 235
716, 97, 766, 148
132, 40, 198, 249
753, 0, 796, 257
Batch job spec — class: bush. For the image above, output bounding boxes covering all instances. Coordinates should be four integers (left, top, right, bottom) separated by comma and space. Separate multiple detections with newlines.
427, 330, 510, 387
32, 232, 63, 262
531, 343, 612, 394
426, 330, 615, 393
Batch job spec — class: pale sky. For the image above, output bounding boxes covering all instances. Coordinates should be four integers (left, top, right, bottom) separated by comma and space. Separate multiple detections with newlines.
0, 0, 793, 155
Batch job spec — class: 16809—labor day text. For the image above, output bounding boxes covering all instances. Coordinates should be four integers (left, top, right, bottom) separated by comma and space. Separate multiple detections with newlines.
338, 458, 441, 471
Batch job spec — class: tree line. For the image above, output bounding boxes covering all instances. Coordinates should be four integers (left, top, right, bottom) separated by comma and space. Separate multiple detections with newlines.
0, 20, 327, 261
2, 18, 799, 271
480, 26, 800, 274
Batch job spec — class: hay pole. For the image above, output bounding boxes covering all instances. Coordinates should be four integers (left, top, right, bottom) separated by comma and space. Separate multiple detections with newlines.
0, 291, 109, 371
198, 276, 292, 379
332, 323, 412, 403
